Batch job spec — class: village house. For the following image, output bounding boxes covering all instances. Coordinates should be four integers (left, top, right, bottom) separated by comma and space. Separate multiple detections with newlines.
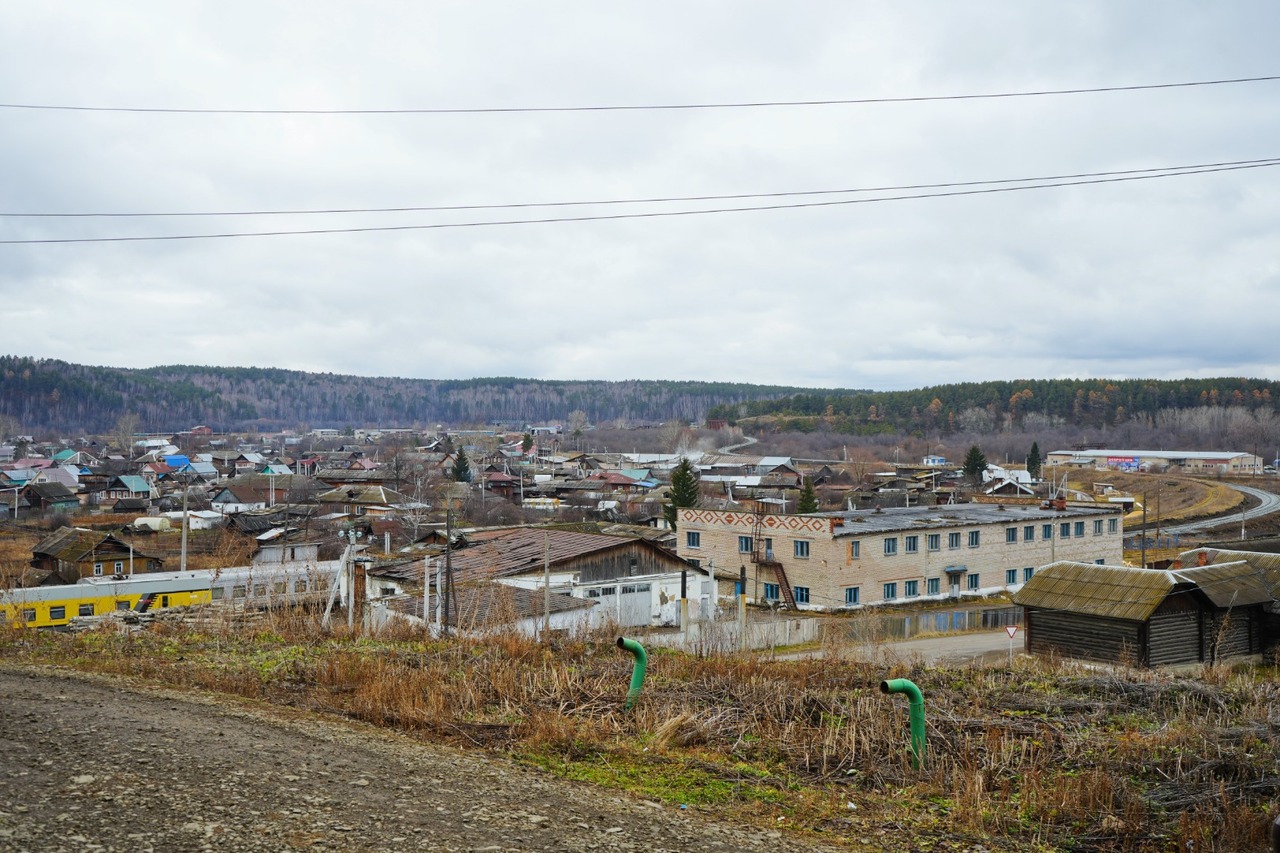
676, 503, 1124, 611
30, 527, 164, 585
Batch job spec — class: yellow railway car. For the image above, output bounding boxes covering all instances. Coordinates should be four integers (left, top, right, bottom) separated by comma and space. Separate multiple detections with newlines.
0, 562, 342, 629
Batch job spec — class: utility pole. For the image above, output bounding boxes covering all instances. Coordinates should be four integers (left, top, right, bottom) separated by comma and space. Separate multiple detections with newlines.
442, 507, 453, 637
542, 532, 550, 640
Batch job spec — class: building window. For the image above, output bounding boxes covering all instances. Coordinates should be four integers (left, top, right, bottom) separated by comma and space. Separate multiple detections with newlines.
49, 606, 66, 621
763, 583, 780, 602
927, 577, 940, 595
687, 558, 701, 568
927, 534, 940, 552
904, 535, 919, 554
794, 540, 810, 559
1005, 527, 1018, 543
1108, 518, 1119, 534
883, 582, 898, 600
794, 586, 810, 604
1074, 521, 1085, 537
93, 562, 103, 576
738, 535, 753, 553
1042, 524, 1054, 540
1093, 519, 1104, 535
114, 561, 123, 572
966, 573, 980, 591
78, 603, 94, 616
686, 531, 701, 548
904, 580, 919, 598
948, 532, 961, 549
1060, 522, 1071, 538
1095, 558, 1105, 565
968, 531, 980, 548
849, 541, 860, 559
884, 537, 898, 556
1023, 525, 1035, 541
1023, 566, 1035, 581
845, 586, 860, 606
1006, 568, 1018, 585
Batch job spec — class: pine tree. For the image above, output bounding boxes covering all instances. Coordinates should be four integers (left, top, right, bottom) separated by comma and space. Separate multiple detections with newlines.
663, 457, 700, 532
962, 445, 988, 487
797, 477, 819, 513
451, 448, 472, 483
1027, 442, 1043, 480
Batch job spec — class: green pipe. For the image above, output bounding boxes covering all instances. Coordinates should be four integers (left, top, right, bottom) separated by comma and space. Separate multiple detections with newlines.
616, 636, 648, 711
880, 678, 926, 769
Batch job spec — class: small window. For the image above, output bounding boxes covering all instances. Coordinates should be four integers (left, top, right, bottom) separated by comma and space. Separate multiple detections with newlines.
600, 586, 616, 596
948, 532, 961, 549
1005, 568, 1018, 585
883, 582, 898, 600
1060, 522, 1071, 538
253, 584, 266, 597
904, 580, 919, 598
160, 595, 169, 608
904, 535, 918, 554
1042, 524, 1054, 540
115, 600, 130, 611
1095, 558, 1105, 565
1005, 527, 1018, 544
926, 534, 940, 552
1024, 566, 1035, 581
966, 573, 980, 591
849, 540, 860, 559
93, 563, 104, 576
968, 531, 980, 548
1074, 521, 1085, 537
232, 585, 247, 599
794, 540, 810, 559
49, 606, 66, 621
1093, 519, 1104, 535
114, 561, 124, 572
1108, 518, 1118, 534
687, 558, 701, 568
211, 587, 225, 601
793, 586, 810, 604
686, 531, 701, 548
273, 582, 287, 594
844, 586, 860, 606
23, 608, 37, 622
884, 537, 898, 556
738, 535, 753, 553
763, 583, 780, 602
78, 603, 94, 616
1023, 525, 1035, 542
926, 577, 939, 595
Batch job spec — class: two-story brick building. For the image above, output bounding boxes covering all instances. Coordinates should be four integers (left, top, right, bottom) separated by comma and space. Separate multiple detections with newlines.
676, 503, 1124, 611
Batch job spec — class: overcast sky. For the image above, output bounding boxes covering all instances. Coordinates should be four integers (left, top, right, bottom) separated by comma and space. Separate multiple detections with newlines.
2, 3, 1278, 392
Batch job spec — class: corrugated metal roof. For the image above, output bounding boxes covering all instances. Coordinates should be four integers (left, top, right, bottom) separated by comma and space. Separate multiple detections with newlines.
1011, 562, 1177, 621
1172, 561, 1275, 608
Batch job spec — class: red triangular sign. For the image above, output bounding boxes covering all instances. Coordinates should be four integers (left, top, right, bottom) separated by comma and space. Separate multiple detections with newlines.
1005, 625, 1019, 638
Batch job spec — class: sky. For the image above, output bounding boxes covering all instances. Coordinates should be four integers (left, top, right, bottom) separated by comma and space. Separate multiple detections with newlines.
1, 3, 1278, 392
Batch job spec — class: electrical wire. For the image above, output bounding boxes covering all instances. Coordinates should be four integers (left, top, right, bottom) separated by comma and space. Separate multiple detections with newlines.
4, 157, 1277, 219
2, 75, 1277, 115
3, 160, 1277, 245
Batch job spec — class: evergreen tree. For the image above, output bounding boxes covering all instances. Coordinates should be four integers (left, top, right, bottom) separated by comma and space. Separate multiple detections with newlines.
451, 448, 472, 483
521, 433, 534, 454
663, 457, 700, 532
962, 445, 988, 487
1026, 441, 1043, 480
797, 477, 819, 513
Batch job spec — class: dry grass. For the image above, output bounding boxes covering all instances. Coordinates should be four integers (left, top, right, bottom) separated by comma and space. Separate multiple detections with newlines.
4, 611, 1278, 851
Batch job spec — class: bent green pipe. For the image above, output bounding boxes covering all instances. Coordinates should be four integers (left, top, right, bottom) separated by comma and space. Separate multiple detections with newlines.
880, 678, 926, 769
616, 636, 648, 710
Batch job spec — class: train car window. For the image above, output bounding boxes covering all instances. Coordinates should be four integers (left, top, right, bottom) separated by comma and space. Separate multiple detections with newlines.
161, 596, 169, 608
211, 587, 225, 600
49, 606, 66, 621
232, 585, 247, 599
273, 582, 287, 595
78, 603, 94, 616
254, 584, 267, 597
115, 600, 130, 611
23, 608, 36, 622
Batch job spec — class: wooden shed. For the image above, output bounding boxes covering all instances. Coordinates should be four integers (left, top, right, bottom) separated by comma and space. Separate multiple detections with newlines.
1012, 558, 1278, 666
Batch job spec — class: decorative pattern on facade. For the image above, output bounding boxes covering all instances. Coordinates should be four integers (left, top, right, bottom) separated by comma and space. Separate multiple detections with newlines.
680, 510, 829, 532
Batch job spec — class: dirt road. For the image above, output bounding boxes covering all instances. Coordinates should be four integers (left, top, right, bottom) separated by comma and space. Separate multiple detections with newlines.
0, 667, 845, 853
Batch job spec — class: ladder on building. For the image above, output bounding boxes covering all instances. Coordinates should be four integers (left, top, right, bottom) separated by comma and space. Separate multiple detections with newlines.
750, 508, 796, 609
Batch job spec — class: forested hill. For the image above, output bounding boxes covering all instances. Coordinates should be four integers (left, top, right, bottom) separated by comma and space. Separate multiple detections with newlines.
708, 378, 1280, 435
0, 356, 839, 435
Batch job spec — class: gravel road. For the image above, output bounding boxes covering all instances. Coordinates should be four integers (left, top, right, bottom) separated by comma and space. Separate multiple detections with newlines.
0, 667, 845, 853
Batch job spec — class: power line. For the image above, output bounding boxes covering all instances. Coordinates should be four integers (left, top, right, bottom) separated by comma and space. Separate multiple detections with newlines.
1, 75, 1277, 115
3, 160, 1277, 245
4, 157, 1277, 219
